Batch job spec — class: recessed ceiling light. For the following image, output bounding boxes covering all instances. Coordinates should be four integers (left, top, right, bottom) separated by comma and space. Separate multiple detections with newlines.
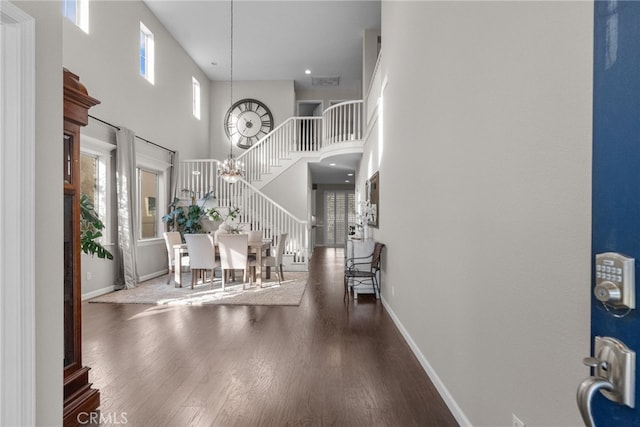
347, 173, 354, 176
329, 163, 336, 166
305, 69, 311, 75
345, 180, 350, 183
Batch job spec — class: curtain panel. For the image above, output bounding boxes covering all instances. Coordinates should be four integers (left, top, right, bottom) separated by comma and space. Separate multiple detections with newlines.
116, 127, 139, 289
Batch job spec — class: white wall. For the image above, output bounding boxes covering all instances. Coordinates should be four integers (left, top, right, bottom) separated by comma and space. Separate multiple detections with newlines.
374, 2, 593, 426
10, 1, 63, 424
362, 28, 380, 96
296, 86, 361, 110
63, 0, 210, 159
210, 80, 295, 160
62, 0, 211, 293
261, 158, 309, 221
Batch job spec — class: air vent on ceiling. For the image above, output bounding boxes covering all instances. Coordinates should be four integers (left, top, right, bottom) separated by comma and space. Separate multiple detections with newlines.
311, 76, 340, 87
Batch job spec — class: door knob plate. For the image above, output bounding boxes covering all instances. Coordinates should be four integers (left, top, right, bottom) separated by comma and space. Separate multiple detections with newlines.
593, 336, 635, 408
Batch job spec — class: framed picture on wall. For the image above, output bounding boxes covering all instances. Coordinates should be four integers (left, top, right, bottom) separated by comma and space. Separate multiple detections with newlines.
366, 171, 379, 227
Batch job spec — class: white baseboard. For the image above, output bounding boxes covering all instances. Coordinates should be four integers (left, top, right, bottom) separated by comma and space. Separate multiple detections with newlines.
381, 296, 472, 427
82, 270, 169, 300
139, 270, 169, 283
82, 285, 116, 301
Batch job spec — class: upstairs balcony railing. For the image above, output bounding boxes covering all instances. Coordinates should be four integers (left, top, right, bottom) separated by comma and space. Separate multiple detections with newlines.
322, 100, 364, 145
239, 117, 322, 182
236, 99, 364, 183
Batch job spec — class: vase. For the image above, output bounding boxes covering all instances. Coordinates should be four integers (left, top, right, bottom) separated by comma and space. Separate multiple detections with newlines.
363, 224, 370, 240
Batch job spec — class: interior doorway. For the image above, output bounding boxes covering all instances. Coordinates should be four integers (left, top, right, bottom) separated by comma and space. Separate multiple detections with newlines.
297, 100, 324, 117
324, 190, 355, 247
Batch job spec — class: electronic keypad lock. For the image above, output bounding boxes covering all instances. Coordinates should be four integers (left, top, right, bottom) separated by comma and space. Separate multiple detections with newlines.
594, 252, 635, 310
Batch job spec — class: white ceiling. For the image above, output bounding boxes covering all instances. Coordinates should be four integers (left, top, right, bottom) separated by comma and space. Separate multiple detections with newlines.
143, 0, 381, 92
143, 0, 380, 184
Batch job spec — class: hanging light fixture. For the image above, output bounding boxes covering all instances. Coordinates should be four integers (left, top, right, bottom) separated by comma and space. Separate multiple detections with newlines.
218, 0, 245, 184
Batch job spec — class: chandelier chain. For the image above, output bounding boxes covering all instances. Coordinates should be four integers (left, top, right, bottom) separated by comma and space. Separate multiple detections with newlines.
217, 0, 245, 184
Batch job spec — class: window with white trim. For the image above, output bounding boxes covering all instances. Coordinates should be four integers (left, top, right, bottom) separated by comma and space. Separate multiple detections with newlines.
139, 22, 155, 84
192, 77, 201, 120
63, 0, 89, 33
138, 168, 160, 239
80, 139, 112, 244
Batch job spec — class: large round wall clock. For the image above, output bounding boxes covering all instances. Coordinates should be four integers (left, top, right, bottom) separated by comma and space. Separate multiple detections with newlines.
224, 98, 274, 149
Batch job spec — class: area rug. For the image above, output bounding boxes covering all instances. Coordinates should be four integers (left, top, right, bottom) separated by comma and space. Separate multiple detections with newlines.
89, 272, 308, 306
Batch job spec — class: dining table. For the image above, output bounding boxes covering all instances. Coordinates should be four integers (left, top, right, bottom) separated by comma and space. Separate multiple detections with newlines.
173, 238, 271, 288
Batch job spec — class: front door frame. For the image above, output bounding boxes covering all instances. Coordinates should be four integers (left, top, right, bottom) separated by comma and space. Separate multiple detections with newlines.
0, 2, 36, 425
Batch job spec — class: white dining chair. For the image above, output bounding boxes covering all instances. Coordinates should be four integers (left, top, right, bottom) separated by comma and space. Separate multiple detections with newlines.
247, 230, 263, 244
163, 231, 188, 285
252, 233, 287, 285
218, 233, 255, 290
184, 234, 220, 289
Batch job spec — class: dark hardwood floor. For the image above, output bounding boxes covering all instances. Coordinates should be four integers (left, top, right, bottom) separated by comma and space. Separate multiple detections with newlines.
83, 247, 458, 426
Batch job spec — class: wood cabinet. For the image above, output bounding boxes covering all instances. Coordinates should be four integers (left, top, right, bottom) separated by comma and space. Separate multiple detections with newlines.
63, 69, 101, 426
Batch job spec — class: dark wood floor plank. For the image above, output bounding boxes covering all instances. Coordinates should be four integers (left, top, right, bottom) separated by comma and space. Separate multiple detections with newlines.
82, 247, 458, 426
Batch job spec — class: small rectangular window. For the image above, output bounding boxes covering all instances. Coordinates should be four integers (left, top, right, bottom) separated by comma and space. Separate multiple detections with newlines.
139, 169, 159, 239
192, 77, 201, 120
140, 22, 155, 84
80, 154, 98, 207
63, 0, 89, 33
80, 149, 109, 242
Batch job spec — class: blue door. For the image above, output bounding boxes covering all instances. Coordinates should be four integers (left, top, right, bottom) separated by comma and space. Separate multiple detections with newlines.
592, 1, 640, 424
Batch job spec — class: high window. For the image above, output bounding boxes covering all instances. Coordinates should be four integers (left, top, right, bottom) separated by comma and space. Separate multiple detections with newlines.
139, 22, 155, 84
63, 0, 89, 33
192, 77, 201, 120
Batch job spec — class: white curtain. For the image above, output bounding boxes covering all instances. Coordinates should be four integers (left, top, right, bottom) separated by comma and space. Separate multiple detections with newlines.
116, 128, 139, 289
169, 150, 180, 203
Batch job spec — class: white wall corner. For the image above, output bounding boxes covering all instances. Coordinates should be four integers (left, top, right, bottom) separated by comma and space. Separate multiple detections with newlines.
0, 2, 36, 425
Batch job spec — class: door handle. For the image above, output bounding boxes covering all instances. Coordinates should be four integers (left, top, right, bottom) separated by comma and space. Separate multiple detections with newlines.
577, 376, 614, 427
577, 337, 635, 426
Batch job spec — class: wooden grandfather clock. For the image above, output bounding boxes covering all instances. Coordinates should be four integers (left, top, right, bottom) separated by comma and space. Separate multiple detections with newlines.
63, 69, 100, 426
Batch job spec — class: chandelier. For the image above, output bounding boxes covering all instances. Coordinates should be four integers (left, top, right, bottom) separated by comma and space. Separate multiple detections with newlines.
218, 0, 245, 183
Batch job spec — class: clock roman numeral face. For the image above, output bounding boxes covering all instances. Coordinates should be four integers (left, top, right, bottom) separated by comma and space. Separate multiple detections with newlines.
224, 98, 274, 149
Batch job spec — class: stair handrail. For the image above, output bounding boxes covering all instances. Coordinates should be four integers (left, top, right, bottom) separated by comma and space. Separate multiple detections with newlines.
228, 177, 308, 225
237, 116, 322, 182
216, 176, 309, 262
177, 158, 309, 262
179, 158, 308, 222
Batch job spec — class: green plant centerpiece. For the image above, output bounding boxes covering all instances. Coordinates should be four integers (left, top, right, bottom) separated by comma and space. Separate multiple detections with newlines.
162, 190, 214, 236
206, 206, 242, 233
80, 194, 113, 260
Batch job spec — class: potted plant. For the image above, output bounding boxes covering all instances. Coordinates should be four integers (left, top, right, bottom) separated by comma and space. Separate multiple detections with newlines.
206, 205, 241, 233
162, 190, 214, 236
80, 194, 113, 260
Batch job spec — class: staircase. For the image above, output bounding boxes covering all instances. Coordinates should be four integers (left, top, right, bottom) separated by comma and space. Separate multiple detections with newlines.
177, 100, 365, 269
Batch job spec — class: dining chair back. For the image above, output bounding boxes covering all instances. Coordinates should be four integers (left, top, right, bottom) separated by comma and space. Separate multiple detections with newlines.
255, 233, 287, 285
184, 234, 220, 289
163, 231, 184, 284
218, 233, 253, 290
247, 230, 263, 244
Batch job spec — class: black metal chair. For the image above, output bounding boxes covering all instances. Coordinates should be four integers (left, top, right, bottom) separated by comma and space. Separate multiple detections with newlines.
344, 242, 385, 302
